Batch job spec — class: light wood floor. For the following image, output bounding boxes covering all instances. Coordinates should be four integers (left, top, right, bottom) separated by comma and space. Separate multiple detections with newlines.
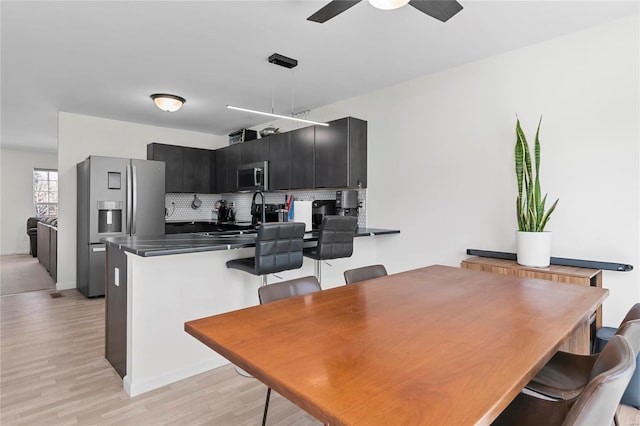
0, 289, 319, 426
0, 255, 55, 296
1, 289, 638, 426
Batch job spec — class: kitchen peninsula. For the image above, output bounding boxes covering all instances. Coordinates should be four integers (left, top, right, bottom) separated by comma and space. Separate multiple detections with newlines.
104, 228, 399, 397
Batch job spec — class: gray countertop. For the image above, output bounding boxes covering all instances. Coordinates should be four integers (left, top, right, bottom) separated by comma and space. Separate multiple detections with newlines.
103, 228, 400, 257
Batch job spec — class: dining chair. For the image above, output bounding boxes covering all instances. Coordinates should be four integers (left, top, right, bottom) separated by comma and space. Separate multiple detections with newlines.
492, 334, 636, 426
526, 303, 640, 409
257, 275, 322, 426
303, 215, 357, 285
226, 222, 306, 286
343, 264, 388, 285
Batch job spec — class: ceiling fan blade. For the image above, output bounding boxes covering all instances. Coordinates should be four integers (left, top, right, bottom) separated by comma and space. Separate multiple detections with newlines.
408, 0, 463, 22
307, 0, 362, 23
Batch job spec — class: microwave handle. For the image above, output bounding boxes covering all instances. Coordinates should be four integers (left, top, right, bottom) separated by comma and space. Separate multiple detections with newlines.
255, 168, 260, 186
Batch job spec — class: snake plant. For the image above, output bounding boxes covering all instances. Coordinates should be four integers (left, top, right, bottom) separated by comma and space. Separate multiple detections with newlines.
515, 117, 559, 232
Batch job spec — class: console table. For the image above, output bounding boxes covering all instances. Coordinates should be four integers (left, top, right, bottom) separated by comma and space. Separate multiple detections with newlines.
461, 256, 602, 355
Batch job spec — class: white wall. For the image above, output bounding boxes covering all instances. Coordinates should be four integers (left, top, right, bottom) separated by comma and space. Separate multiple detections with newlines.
57, 113, 226, 289
57, 16, 638, 326
271, 16, 639, 326
0, 149, 57, 255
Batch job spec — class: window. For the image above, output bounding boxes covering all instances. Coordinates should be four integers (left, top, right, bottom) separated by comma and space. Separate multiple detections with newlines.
33, 169, 58, 217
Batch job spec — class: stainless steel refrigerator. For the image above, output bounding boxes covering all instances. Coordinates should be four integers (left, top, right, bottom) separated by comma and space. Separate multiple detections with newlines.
77, 156, 165, 297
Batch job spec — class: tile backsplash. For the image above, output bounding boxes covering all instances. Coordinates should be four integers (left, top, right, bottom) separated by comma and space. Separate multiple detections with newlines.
166, 189, 367, 228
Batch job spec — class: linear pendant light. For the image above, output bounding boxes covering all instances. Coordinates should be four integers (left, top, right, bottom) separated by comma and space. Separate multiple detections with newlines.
226, 105, 329, 127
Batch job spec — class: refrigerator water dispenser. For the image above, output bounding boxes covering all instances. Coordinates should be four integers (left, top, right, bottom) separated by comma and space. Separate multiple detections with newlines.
98, 201, 122, 233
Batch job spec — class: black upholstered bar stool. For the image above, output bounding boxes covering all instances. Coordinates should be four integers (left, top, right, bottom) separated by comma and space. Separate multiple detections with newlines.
226, 222, 306, 287
303, 215, 357, 285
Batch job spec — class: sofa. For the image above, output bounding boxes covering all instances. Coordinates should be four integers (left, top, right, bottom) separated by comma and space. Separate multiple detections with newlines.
28, 217, 58, 281
26, 217, 40, 257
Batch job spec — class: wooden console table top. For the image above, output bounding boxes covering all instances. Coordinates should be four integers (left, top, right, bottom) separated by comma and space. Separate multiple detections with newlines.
461, 256, 603, 354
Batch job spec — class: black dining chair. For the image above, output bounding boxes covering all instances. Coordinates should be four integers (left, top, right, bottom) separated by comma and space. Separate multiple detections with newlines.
226, 222, 306, 286
303, 215, 357, 285
257, 275, 322, 426
525, 303, 640, 413
492, 334, 636, 426
344, 264, 388, 285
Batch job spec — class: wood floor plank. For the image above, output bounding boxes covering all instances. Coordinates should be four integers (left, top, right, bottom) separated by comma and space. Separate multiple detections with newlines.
1, 288, 637, 426
0, 289, 319, 426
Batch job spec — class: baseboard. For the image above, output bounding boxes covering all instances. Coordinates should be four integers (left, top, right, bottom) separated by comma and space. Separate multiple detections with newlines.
0, 250, 31, 256
55, 282, 76, 290
124, 357, 230, 397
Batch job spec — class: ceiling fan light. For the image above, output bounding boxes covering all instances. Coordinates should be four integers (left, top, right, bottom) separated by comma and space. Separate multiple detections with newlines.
150, 93, 186, 112
368, 0, 410, 10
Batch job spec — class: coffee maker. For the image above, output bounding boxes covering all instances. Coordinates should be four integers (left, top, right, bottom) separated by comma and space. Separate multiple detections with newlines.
336, 190, 359, 218
312, 200, 337, 229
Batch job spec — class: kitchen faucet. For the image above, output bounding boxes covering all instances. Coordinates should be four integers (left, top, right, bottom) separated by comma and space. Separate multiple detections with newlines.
252, 190, 266, 225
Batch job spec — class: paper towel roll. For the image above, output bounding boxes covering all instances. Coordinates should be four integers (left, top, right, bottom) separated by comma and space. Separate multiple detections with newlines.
292, 200, 312, 232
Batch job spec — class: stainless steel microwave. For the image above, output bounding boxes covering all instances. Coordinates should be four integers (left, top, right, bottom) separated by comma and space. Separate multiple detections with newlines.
237, 161, 269, 191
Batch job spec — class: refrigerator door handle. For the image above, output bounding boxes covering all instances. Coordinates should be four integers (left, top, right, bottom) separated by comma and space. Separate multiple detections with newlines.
131, 164, 138, 235
126, 164, 132, 235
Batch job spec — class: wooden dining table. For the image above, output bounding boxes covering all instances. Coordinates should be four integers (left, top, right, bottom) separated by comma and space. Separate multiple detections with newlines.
185, 265, 608, 425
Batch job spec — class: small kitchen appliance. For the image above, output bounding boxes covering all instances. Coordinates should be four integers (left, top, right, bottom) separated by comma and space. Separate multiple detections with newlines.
217, 200, 232, 223
312, 200, 337, 229
336, 190, 359, 218
229, 128, 258, 145
237, 161, 269, 192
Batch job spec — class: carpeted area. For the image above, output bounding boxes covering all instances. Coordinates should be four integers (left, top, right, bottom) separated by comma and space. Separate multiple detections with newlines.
0, 255, 55, 296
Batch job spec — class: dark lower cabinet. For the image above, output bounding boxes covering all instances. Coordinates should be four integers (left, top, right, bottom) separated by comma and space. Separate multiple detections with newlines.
268, 133, 290, 190
290, 126, 315, 189
165, 222, 196, 234
106, 244, 127, 378
315, 117, 367, 188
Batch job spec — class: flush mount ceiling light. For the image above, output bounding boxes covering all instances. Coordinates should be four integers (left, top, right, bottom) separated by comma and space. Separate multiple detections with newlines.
368, 0, 410, 10
150, 93, 186, 112
227, 53, 329, 127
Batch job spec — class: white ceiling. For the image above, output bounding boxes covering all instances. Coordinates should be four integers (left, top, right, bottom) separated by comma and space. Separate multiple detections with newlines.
1, 1, 637, 153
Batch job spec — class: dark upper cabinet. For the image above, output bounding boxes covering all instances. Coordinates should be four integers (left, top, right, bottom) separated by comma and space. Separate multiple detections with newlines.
289, 126, 315, 189
148, 143, 213, 193
268, 133, 291, 190
147, 116, 366, 194
240, 138, 269, 164
183, 147, 211, 193
209, 150, 217, 194
314, 117, 367, 188
214, 148, 226, 193
216, 144, 241, 193
147, 143, 183, 193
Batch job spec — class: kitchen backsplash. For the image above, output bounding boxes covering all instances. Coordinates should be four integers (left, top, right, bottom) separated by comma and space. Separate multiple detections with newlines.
165, 189, 367, 228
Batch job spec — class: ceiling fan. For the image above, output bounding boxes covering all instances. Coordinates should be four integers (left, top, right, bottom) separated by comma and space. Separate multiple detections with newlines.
307, 0, 463, 24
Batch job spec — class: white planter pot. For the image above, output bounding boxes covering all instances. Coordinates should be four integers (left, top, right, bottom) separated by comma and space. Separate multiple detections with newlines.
516, 231, 552, 267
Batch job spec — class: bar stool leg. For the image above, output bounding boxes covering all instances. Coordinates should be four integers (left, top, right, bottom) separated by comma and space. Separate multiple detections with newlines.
314, 259, 321, 285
